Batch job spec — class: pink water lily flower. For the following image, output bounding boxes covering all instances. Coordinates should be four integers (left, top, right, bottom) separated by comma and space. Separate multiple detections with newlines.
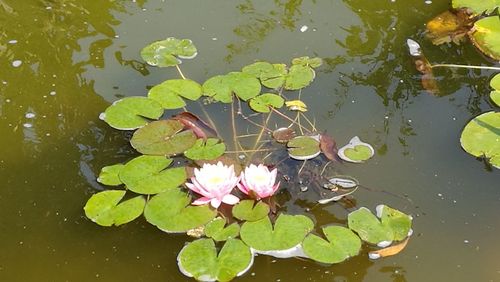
237, 164, 280, 200
185, 161, 240, 208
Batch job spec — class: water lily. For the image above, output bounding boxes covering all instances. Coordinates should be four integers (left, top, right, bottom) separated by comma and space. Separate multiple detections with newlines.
237, 164, 280, 199
185, 161, 240, 208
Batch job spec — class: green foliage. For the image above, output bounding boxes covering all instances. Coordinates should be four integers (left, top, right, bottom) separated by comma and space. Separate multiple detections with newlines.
284, 64, 315, 90
204, 218, 240, 241
84, 190, 145, 226
491, 91, 500, 107
202, 72, 261, 103
184, 138, 226, 160
287, 135, 321, 160
471, 16, 500, 61
452, 0, 500, 14
378, 205, 413, 241
490, 74, 500, 107
302, 226, 361, 264
148, 79, 202, 109
232, 200, 270, 222
291, 56, 323, 68
130, 120, 197, 156
141, 37, 197, 67
248, 93, 284, 113
338, 136, 375, 163
100, 97, 163, 130
242, 62, 287, 89
97, 164, 124, 186
177, 238, 253, 282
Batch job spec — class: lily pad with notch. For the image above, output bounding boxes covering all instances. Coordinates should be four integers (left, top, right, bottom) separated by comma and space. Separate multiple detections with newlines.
202, 72, 261, 103
242, 61, 287, 89
204, 217, 240, 242
302, 225, 361, 264
232, 200, 270, 222
287, 135, 321, 160
291, 56, 323, 68
148, 79, 202, 109
284, 64, 315, 90
248, 93, 285, 113
184, 138, 226, 161
97, 164, 124, 186
141, 37, 197, 67
84, 190, 146, 227
99, 97, 164, 130
338, 136, 375, 163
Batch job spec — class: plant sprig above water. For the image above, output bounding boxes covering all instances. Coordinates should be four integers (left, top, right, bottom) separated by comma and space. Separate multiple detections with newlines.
84, 37, 412, 281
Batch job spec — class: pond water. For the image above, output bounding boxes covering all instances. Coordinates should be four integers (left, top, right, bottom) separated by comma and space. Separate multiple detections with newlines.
1, 0, 499, 281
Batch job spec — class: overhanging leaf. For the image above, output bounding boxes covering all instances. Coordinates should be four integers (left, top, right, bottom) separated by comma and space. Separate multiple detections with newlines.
287, 135, 321, 160
144, 189, 217, 233
302, 225, 361, 264
248, 93, 284, 113
184, 138, 226, 160
141, 37, 197, 67
202, 72, 261, 103
148, 79, 202, 109
204, 217, 240, 241
232, 200, 270, 222
130, 120, 197, 156
99, 97, 164, 130
97, 164, 124, 186
84, 190, 145, 226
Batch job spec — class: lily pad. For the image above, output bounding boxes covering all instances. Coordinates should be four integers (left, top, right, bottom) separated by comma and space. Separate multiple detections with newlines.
177, 238, 253, 282
130, 120, 197, 156
242, 62, 287, 89
491, 73, 500, 90
491, 91, 500, 107
291, 56, 322, 68
184, 138, 226, 160
470, 16, 500, 61
97, 164, 124, 186
202, 72, 261, 103
248, 93, 285, 113
99, 97, 164, 130
460, 111, 500, 169
232, 200, 270, 222
284, 64, 315, 90
120, 155, 186, 194
204, 217, 240, 241
148, 79, 202, 109
452, 0, 500, 14
287, 135, 321, 160
144, 189, 217, 233
337, 136, 375, 163
84, 190, 146, 226
141, 37, 197, 67
302, 226, 361, 264
240, 214, 314, 257
376, 205, 413, 242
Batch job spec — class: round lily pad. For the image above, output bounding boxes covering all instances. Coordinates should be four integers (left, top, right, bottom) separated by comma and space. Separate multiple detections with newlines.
284, 64, 315, 90
84, 190, 146, 226
177, 238, 253, 282
119, 155, 187, 194
232, 200, 270, 222
302, 225, 361, 264
99, 97, 164, 130
470, 16, 500, 61
144, 189, 217, 233
248, 93, 284, 113
141, 37, 197, 67
452, 0, 499, 14
338, 136, 375, 163
202, 72, 261, 103
287, 135, 321, 160
148, 79, 202, 109
491, 91, 500, 107
490, 73, 500, 90
130, 120, 197, 156
97, 164, 124, 186
184, 138, 226, 160
204, 217, 240, 241
242, 62, 287, 89
291, 56, 322, 68
376, 205, 413, 242
460, 111, 500, 169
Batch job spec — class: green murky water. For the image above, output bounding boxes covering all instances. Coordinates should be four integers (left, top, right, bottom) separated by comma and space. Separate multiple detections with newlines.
1, 0, 499, 281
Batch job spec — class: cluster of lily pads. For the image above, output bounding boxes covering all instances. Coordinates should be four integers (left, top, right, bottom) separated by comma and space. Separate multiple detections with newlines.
84, 37, 413, 281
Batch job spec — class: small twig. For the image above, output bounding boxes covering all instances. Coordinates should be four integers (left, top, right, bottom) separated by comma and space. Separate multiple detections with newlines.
297, 159, 307, 177
300, 112, 317, 132
320, 161, 332, 176
270, 108, 311, 133
225, 148, 280, 153
431, 64, 500, 71
175, 65, 187, 79
248, 111, 273, 163
236, 133, 260, 138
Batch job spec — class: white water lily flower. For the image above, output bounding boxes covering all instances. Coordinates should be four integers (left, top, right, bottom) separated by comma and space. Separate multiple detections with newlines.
237, 164, 280, 199
185, 161, 240, 208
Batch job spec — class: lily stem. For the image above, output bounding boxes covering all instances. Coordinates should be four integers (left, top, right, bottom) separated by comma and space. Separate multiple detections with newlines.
431, 64, 500, 71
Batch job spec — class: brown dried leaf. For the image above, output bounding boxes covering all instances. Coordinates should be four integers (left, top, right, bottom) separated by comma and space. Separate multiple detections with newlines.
319, 133, 340, 161
369, 237, 410, 259
272, 127, 296, 143
425, 9, 473, 45
172, 111, 217, 139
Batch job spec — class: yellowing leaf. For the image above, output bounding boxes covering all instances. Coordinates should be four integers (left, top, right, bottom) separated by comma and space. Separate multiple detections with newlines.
368, 237, 410, 259
285, 100, 307, 112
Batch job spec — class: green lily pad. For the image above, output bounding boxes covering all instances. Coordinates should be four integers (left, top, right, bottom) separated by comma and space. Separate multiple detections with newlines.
232, 200, 270, 222
84, 190, 146, 226
184, 138, 226, 160
130, 120, 197, 156
491, 91, 500, 107
452, 0, 500, 14
97, 164, 124, 186
240, 214, 314, 257
204, 217, 240, 241
242, 62, 287, 89
202, 72, 261, 103
284, 64, 315, 90
119, 155, 186, 194
460, 111, 500, 169
338, 136, 375, 163
491, 73, 500, 90
291, 56, 323, 68
248, 93, 284, 113
148, 79, 202, 109
470, 16, 500, 61
302, 226, 361, 264
377, 205, 413, 242
99, 97, 164, 130
287, 135, 321, 160
141, 37, 197, 67
144, 189, 217, 233
177, 238, 253, 282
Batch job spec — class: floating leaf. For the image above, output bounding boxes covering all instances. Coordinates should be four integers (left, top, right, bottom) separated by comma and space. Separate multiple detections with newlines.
302, 226, 361, 264
369, 237, 410, 260
184, 138, 226, 160
470, 16, 500, 61
452, 0, 500, 14
204, 217, 240, 241
141, 37, 197, 67
232, 200, 270, 222
460, 111, 500, 168
287, 135, 321, 160
173, 112, 218, 139
97, 164, 124, 186
318, 175, 359, 204
425, 10, 472, 45
84, 190, 145, 226
99, 97, 163, 130
248, 93, 284, 113
491, 91, 500, 107
202, 72, 261, 103
285, 100, 308, 112
144, 189, 217, 233
148, 79, 202, 109
291, 56, 322, 68
320, 133, 339, 161
272, 127, 296, 143
491, 73, 500, 90
177, 238, 253, 282
284, 64, 315, 90
130, 120, 197, 156
120, 155, 186, 194
240, 214, 314, 258
338, 136, 375, 163
242, 62, 287, 89
376, 205, 413, 241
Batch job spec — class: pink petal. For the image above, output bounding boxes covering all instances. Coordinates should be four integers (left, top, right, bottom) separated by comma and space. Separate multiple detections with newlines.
192, 197, 212, 205
210, 198, 222, 208
222, 194, 240, 205
237, 183, 249, 195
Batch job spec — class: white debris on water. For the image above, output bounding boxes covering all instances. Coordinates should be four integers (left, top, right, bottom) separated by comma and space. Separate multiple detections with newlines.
300, 25, 308, 32
12, 60, 22, 67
